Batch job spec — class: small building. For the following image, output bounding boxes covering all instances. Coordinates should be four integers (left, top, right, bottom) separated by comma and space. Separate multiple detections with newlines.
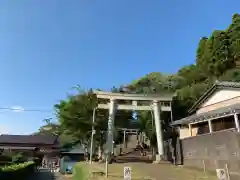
172, 81, 240, 179
0, 134, 60, 166
172, 81, 240, 138
0, 134, 59, 153
60, 145, 85, 174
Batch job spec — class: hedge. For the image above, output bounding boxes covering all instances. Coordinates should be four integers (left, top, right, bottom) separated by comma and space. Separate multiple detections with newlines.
0, 161, 36, 180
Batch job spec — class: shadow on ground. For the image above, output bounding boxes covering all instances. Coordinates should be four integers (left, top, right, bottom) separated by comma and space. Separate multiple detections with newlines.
115, 150, 152, 164
30, 169, 54, 180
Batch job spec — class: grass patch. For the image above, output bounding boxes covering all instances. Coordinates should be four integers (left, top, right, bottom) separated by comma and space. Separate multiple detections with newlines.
72, 162, 218, 180
73, 162, 151, 180
72, 163, 90, 180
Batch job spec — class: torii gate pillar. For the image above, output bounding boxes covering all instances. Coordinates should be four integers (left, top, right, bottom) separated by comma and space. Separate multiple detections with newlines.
152, 100, 164, 161
107, 99, 117, 157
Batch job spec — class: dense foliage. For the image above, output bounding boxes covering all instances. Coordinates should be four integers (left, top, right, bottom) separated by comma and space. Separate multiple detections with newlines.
0, 161, 36, 180
130, 14, 240, 117
52, 14, 240, 157
0, 161, 34, 172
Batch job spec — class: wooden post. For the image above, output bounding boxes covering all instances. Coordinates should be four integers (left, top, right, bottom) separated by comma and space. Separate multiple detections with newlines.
170, 102, 173, 123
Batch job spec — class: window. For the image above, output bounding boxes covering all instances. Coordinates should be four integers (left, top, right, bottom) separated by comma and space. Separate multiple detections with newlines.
211, 115, 235, 132
194, 121, 210, 135
161, 101, 170, 107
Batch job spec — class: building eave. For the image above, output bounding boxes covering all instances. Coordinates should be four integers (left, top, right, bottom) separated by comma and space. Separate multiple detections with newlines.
172, 103, 240, 126
188, 81, 240, 114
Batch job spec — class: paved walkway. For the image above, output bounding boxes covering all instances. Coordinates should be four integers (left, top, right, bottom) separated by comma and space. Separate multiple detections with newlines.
54, 172, 72, 180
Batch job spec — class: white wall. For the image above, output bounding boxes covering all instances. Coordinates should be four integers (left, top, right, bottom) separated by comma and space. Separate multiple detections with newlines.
196, 89, 240, 114
200, 89, 240, 108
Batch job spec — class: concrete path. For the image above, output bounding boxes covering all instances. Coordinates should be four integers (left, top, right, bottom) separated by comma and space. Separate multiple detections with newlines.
29, 169, 71, 180
54, 172, 72, 180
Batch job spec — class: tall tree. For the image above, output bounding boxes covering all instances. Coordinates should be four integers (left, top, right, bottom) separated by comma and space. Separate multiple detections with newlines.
219, 68, 240, 82
54, 90, 97, 144
227, 13, 240, 66
55, 87, 132, 160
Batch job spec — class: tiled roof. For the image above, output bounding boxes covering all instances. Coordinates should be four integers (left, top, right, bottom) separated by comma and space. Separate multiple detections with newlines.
188, 81, 240, 113
172, 103, 240, 125
0, 146, 36, 150
0, 134, 59, 145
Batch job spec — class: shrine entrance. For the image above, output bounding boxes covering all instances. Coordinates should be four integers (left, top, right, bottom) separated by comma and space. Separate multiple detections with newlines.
40, 149, 60, 172
93, 90, 173, 163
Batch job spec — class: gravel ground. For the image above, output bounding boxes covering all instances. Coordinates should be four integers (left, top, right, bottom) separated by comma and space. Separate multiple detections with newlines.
86, 149, 218, 180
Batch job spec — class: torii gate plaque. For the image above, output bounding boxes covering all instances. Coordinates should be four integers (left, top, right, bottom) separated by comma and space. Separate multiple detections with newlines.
93, 90, 173, 162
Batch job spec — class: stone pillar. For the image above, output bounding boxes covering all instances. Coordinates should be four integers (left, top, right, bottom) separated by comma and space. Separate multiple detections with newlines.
234, 113, 240, 132
188, 124, 192, 136
137, 133, 140, 145
106, 99, 116, 160
152, 100, 164, 162
208, 120, 213, 133
123, 130, 126, 148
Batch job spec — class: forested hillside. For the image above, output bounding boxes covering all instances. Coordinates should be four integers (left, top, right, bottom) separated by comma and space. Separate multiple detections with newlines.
128, 13, 240, 119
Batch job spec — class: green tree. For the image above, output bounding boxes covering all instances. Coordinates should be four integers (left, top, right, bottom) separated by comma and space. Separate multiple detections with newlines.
177, 64, 207, 85
227, 13, 240, 65
55, 87, 132, 160
12, 152, 27, 163
54, 90, 97, 144
219, 68, 240, 82
128, 72, 174, 93
38, 118, 60, 136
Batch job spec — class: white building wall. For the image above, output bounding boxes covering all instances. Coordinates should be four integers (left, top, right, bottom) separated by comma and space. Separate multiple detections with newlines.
196, 89, 240, 114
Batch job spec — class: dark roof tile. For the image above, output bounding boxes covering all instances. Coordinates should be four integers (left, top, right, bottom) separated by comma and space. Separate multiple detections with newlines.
172, 103, 240, 125
0, 134, 59, 145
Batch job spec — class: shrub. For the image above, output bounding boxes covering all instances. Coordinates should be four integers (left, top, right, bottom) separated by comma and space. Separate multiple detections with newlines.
0, 155, 12, 166
72, 163, 89, 180
0, 161, 36, 180
11, 153, 27, 163
0, 155, 12, 162
33, 157, 42, 166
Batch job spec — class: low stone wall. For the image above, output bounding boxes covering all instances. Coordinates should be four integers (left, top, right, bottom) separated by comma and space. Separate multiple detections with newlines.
182, 129, 240, 180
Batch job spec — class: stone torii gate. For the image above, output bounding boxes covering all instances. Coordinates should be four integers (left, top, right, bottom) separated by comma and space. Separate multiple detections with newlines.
93, 90, 173, 162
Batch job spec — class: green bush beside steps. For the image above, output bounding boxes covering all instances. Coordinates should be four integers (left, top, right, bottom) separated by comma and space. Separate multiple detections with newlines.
0, 161, 36, 180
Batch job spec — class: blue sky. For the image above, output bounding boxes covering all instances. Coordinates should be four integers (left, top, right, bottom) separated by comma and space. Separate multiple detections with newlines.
0, 0, 238, 134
